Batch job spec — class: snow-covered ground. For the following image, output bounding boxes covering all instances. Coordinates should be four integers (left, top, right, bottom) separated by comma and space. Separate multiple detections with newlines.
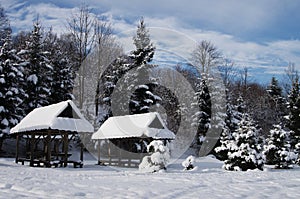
1, 156, 300, 199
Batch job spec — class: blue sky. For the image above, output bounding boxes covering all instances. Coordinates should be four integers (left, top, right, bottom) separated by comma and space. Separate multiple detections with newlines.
2, 0, 300, 84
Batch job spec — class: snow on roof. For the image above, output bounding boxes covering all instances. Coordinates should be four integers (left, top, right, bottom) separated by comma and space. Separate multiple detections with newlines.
92, 112, 175, 140
10, 100, 94, 134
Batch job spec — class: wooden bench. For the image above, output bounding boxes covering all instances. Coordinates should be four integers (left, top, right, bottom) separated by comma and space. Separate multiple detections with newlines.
17, 158, 44, 167
59, 160, 83, 168
16, 158, 29, 165
70, 161, 83, 168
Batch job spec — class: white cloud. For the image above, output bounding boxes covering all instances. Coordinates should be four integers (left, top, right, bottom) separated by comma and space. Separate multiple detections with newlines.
2, 0, 300, 79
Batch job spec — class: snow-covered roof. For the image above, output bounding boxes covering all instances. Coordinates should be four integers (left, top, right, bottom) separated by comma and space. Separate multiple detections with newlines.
11, 100, 94, 134
92, 112, 175, 140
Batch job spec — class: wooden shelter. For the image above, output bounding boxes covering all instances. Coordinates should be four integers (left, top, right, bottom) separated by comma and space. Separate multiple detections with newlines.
91, 112, 175, 167
10, 100, 94, 168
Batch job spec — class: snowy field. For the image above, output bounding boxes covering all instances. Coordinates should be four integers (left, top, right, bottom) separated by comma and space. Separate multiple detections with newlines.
1, 156, 300, 199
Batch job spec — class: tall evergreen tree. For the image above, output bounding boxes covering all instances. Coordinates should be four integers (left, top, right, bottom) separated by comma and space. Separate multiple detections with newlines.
191, 74, 211, 146
215, 98, 235, 160
286, 76, 300, 146
129, 17, 158, 114
267, 77, 282, 98
0, 29, 25, 150
215, 95, 243, 160
0, 33, 25, 151
22, 21, 53, 114
0, 5, 11, 46
267, 76, 285, 123
44, 31, 74, 103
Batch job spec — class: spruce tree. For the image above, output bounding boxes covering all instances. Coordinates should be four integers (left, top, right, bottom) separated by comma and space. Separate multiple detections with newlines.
267, 76, 285, 123
214, 99, 234, 160
215, 95, 243, 160
223, 114, 265, 171
129, 17, 158, 114
286, 76, 300, 146
22, 21, 53, 114
98, 55, 134, 120
191, 75, 211, 146
50, 51, 74, 103
263, 125, 297, 168
45, 32, 74, 103
0, 32, 25, 134
0, 6, 11, 46
267, 77, 282, 98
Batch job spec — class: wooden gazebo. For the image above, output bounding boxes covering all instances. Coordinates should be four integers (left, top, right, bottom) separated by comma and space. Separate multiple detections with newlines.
10, 100, 94, 168
91, 112, 175, 167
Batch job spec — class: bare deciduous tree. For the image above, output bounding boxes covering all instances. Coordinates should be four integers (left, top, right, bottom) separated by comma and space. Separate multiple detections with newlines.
67, 4, 96, 108
218, 59, 237, 88
191, 40, 222, 74
282, 62, 299, 95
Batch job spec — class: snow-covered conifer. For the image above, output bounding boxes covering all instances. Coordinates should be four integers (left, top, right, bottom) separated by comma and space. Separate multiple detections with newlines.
0, 6, 11, 46
286, 76, 300, 147
0, 27, 25, 139
215, 96, 243, 160
44, 31, 74, 103
263, 125, 297, 168
129, 17, 158, 114
21, 21, 53, 114
191, 74, 211, 147
223, 114, 265, 171
267, 77, 285, 123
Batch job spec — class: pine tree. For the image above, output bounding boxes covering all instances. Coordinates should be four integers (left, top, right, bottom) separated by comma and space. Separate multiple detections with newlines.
0, 30, 25, 149
267, 77, 282, 98
215, 95, 243, 160
22, 21, 53, 114
0, 6, 11, 46
223, 114, 265, 171
267, 77, 285, 123
286, 76, 300, 146
132, 17, 154, 64
50, 51, 74, 103
263, 125, 297, 168
214, 100, 234, 160
98, 55, 134, 120
98, 18, 159, 123
44, 31, 74, 103
129, 17, 158, 114
191, 75, 211, 146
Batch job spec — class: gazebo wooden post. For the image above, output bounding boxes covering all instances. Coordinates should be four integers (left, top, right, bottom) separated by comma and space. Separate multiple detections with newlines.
97, 140, 101, 165
80, 140, 84, 162
46, 131, 51, 167
118, 140, 121, 166
15, 134, 20, 163
108, 140, 111, 164
63, 132, 68, 167
30, 133, 35, 167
